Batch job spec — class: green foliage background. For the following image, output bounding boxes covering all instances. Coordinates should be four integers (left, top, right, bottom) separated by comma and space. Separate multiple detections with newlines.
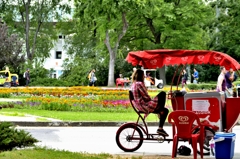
1, 0, 240, 86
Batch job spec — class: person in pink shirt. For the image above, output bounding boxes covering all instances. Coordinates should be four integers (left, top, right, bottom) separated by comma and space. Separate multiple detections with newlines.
131, 69, 169, 136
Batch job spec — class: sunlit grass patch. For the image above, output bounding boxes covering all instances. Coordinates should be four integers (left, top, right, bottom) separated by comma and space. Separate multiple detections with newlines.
0, 112, 25, 117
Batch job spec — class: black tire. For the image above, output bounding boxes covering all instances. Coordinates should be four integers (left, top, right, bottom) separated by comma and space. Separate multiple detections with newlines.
3, 82, 11, 88
157, 83, 164, 89
116, 124, 143, 152
193, 126, 215, 155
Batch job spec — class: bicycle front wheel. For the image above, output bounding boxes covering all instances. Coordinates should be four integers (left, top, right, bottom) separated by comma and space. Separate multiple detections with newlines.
116, 124, 143, 152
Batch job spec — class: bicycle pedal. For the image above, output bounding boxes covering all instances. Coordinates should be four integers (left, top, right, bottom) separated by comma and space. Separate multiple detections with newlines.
156, 135, 165, 143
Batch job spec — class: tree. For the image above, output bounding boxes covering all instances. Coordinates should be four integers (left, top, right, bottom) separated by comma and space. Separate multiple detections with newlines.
209, 0, 240, 61
0, 19, 25, 70
65, 0, 214, 86
73, 0, 136, 86
121, 0, 215, 84
0, 0, 72, 62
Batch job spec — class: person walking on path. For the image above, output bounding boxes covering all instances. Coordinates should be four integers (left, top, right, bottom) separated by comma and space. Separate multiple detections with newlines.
192, 68, 199, 84
131, 69, 169, 136
181, 69, 188, 88
88, 69, 96, 86
24, 69, 30, 86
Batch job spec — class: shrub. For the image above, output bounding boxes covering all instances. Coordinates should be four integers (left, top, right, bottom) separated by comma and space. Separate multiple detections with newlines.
187, 83, 216, 90
187, 84, 198, 90
0, 122, 38, 151
233, 81, 240, 87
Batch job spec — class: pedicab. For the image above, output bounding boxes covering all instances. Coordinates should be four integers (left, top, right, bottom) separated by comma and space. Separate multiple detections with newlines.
115, 49, 240, 156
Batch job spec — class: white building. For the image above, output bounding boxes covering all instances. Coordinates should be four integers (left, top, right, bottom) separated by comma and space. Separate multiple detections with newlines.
43, 0, 74, 78
43, 35, 68, 78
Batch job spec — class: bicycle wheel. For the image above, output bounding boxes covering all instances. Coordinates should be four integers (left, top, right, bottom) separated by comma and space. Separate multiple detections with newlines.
193, 126, 215, 155
116, 124, 143, 152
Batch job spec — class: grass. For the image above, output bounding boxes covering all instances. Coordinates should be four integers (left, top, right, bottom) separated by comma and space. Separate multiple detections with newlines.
0, 108, 160, 122
0, 147, 193, 159
0, 89, 181, 159
0, 112, 25, 117
0, 147, 111, 159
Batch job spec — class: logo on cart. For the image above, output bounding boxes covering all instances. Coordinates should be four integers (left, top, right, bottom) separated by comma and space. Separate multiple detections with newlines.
178, 116, 189, 124
213, 54, 222, 62
197, 55, 204, 61
165, 57, 172, 63
150, 59, 157, 65
181, 57, 188, 62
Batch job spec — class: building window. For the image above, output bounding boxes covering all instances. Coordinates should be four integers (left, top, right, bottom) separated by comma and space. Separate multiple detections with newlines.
59, 35, 65, 39
56, 51, 62, 59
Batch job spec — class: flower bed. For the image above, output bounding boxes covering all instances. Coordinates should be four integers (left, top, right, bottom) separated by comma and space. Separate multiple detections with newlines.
0, 87, 133, 112
0, 86, 210, 112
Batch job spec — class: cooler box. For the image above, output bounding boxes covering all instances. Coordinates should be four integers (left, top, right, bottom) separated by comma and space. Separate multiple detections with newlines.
214, 133, 236, 159
184, 92, 222, 131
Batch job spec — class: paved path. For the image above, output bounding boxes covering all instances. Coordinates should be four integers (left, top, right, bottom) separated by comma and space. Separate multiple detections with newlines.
0, 114, 61, 122
19, 126, 240, 159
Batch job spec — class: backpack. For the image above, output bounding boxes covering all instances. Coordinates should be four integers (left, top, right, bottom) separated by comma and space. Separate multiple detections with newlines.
87, 72, 91, 79
177, 145, 191, 156
23, 72, 26, 78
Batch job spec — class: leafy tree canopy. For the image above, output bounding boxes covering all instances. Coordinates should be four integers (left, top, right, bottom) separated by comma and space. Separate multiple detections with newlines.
0, 0, 72, 62
0, 19, 25, 70
209, 0, 240, 62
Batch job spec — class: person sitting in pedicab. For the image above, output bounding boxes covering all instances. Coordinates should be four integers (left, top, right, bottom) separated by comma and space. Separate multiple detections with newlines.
131, 69, 169, 136
146, 72, 155, 85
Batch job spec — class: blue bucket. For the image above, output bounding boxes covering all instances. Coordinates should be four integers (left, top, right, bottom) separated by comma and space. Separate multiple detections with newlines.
214, 132, 236, 159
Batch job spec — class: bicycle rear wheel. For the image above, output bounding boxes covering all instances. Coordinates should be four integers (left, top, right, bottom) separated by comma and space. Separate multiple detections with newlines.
193, 126, 215, 155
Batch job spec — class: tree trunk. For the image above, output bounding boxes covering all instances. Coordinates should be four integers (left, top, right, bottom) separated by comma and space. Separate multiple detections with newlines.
24, 0, 32, 61
108, 53, 115, 86
145, 17, 166, 85
105, 30, 116, 87
105, 12, 128, 87
159, 66, 166, 85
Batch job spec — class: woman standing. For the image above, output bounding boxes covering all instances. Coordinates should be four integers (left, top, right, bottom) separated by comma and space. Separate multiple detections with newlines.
217, 66, 227, 95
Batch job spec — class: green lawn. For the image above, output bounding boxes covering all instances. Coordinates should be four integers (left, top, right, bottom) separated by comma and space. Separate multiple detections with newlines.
0, 147, 190, 159
0, 108, 161, 122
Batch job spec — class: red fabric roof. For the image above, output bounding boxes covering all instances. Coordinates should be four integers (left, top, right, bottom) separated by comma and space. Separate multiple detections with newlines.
126, 49, 240, 70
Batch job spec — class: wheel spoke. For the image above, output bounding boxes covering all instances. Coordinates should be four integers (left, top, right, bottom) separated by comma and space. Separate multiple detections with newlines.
193, 126, 215, 155
116, 124, 143, 152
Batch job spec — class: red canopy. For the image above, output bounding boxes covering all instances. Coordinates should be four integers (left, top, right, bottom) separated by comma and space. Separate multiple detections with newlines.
126, 49, 240, 70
